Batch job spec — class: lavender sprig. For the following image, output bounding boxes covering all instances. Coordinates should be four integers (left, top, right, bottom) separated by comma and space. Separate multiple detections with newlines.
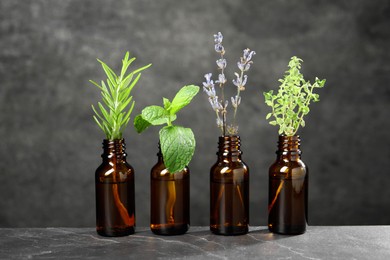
231, 48, 256, 128
203, 73, 224, 132
203, 32, 255, 135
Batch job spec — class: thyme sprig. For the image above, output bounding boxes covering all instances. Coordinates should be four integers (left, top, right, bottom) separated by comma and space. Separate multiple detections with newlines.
264, 56, 326, 136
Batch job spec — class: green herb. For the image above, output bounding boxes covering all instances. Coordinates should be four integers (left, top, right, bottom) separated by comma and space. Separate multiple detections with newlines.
134, 85, 199, 173
90, 52, 152, 140
264, 56, 326, 136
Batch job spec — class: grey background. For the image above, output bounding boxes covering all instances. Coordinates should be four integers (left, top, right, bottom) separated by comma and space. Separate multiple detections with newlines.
0, 0, 389, 228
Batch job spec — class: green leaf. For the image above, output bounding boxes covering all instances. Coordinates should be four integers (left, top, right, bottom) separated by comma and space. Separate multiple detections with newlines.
269, 121, 277, 126
98, 102, 112, 125
163, 97, 171, 110
266, 113, 272, 120
132, 63, 152, 76
301, 106, 310, 115
169, 85, 200, 115
159, 126, 195, 173
90, 52, 151, 140
134, 114, 151, 133
141, 105, 176, 125
97, 59, 117, 86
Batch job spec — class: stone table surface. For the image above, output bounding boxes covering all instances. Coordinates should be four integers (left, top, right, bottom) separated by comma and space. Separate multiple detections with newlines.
1, 226, 389, 259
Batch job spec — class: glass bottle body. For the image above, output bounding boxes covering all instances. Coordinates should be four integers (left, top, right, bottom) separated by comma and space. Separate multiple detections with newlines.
268, 135, 308, 235
150, 148, 190, 235
210, 135, 249, 235
95, 139, 135, 237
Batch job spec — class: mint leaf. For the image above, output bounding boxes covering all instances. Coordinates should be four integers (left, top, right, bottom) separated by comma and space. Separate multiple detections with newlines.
163, 97, 171, 110
159, 126, 195, 173
142, 105, 176, 125
169, 85, 199, 115
134, 114, 151, 133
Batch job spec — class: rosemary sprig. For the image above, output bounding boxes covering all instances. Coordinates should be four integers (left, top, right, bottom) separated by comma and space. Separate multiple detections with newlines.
90, 52, 151, 140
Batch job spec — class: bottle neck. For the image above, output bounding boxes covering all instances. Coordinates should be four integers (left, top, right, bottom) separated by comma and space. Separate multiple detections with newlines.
217, 135, 242, 161
276, 135, 301, 161
101, 139, 127, 162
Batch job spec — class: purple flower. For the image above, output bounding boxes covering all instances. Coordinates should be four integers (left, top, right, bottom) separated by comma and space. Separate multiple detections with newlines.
208, 96, 223, 111
202, 73, 214, 88
215, 44, 225, 54
216, 59, 227, 69
232, 74, 248, 90
237, 61, 251, 72
231, 95, 241, 108
214, 32, 223, 44
242, 48, 256, 62
203, 85, 216, 98
216, 73, 227, 85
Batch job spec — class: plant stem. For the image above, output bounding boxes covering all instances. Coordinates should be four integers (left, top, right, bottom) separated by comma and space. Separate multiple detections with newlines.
166, 179, 176, 224
233, 70, 244, 128
219, 52, 226, 136
111, 151, 132, 227
292, 83, 315, 136
268, 180, 284, 213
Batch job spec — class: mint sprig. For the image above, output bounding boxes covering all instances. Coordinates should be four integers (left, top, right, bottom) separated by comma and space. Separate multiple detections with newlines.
134, 85, 199, 173
90, 52, 152, 140
263, 56, 326, 136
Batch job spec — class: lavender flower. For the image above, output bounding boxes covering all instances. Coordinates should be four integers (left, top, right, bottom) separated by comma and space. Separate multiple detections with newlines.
216, 73, 227, 85
215, 44, 224, 54
216, 59, 227, 69
202, 32, 255, 135
237, 61, 251, 72
214, 32, 225, 54
203, 73, 214, 88
214, 32, 223, 44
231, 95, 241, 108
242, 48, 256, 62
232, 73, 248, 90
208, 96, 223, 111
203, 86, 216, 98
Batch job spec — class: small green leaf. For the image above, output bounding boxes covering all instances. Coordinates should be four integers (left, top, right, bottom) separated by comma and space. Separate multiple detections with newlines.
269, 121, 277, 126
141, 105, 176, 125
169, 85, 200, 115
266, 113, 272, 120
97, 59, 117, 86
159, 126, 195, 173
163, 97, 171, 110
301, 106, 310, 115
300, 119, 305, 127
134, 114, 151, 133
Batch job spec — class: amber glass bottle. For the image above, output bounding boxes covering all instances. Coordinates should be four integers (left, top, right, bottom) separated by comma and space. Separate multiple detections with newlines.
95, 139, 135, 237
150, 146, 190, 235
210, 135, 249, 235
268, 135, 308, 235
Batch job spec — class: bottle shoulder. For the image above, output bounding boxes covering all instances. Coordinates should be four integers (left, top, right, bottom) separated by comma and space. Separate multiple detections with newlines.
211, 160, 249, 182
95, 161, 134, 182
269, 159, 307, 179
151, 161, 189, 180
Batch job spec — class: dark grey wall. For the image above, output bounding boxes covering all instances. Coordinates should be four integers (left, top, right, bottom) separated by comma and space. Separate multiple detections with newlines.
0, 0, 389, 227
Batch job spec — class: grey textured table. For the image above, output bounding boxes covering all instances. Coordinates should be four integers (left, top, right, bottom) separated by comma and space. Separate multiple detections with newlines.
1, 226, 389, 259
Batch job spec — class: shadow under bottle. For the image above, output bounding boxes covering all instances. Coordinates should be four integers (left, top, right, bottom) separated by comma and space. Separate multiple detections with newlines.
268, 135, 308, 235
150, 145, 190, 235
210, 135, 249, 235
95, 139, 135, 237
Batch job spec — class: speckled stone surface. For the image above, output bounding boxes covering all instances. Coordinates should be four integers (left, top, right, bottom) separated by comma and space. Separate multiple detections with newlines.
1, 0, 390, 229
1, 226, 389, 259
